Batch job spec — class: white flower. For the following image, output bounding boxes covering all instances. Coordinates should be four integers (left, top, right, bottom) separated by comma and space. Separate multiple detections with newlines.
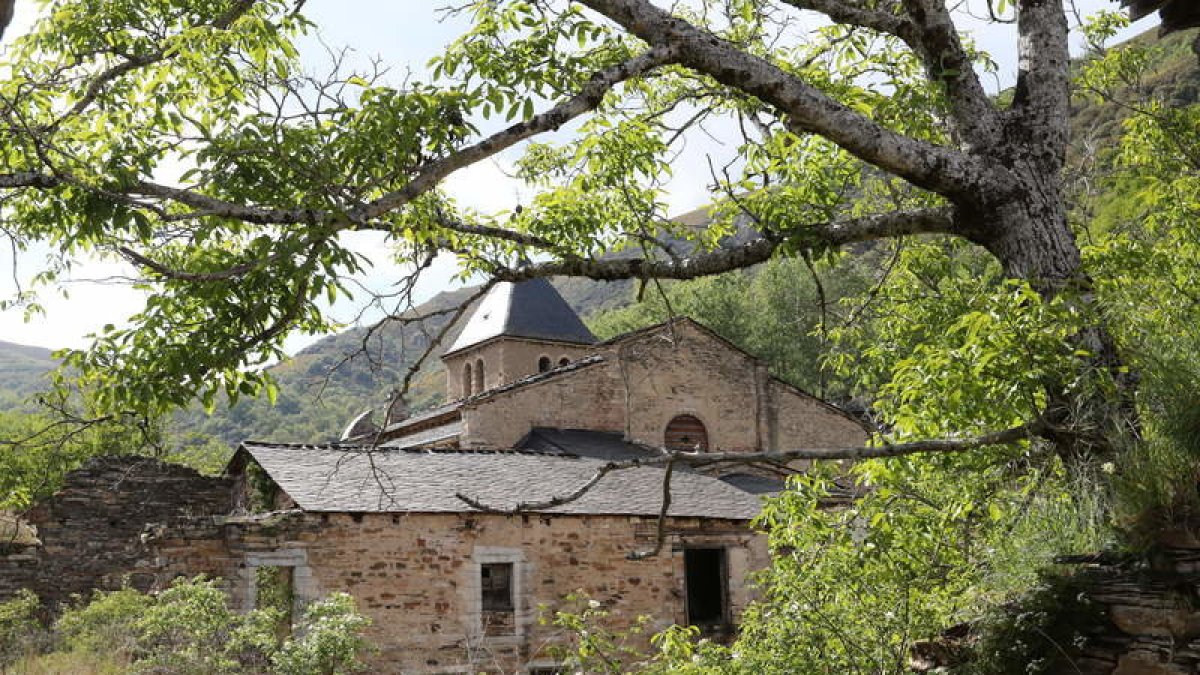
1101, 462, 1116, 474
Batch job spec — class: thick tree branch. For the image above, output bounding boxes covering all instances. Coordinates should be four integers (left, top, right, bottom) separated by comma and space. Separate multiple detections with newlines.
898, 0, 1000, 150
455, 419, 1046, 515
493, 207, 957, 283
682, 420, 1044, 464
577, 0, 1014, 204
0, 0, 13, 43
1010, 0, 1070, 173
779, 0, 916, 40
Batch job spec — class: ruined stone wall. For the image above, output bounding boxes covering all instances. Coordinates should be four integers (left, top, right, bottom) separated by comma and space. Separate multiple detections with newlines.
216, 511, 767, 674
1066, 541, 1200, 674
0, 456, 233, 608
462, 361, 626, 448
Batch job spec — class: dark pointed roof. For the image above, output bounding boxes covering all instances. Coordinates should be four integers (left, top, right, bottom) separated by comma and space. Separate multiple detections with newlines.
444, 278, 597, 356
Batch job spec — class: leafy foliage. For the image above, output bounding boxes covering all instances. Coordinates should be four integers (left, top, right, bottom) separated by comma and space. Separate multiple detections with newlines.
10, 577, 372, 674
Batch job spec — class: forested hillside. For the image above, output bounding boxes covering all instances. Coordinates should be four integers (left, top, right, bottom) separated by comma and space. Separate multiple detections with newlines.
0, 341, 54, 409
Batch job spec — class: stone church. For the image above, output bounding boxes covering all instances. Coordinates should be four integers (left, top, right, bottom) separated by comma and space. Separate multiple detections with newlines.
0, 278, 868, 674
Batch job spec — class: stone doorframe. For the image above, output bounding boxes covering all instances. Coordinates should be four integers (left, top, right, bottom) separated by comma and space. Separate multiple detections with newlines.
234, 547, 318, 617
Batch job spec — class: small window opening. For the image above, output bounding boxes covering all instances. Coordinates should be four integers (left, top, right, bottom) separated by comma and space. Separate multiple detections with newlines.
463, 363, 473, 396
558, 356, 570, 367
538, 356, 552, 373
474, 358, 485, 392
480, 562, 513, 612
684, 548, 728, 629
255, 565, 295, 639
665, 414, 709, 452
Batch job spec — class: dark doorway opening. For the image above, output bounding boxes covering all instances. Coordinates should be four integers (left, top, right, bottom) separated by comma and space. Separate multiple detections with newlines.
684, 548, 728, 628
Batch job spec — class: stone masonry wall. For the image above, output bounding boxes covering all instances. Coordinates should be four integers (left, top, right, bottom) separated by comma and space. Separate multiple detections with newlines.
463, 361, 626, 448
1066, 539, 1200, 674
614, 321, 868, 453
767, 379, 870, 451
205, 510, 768, 674
443, 338, 597, 400
461, 321, 867, 453
0, 456, 233, 609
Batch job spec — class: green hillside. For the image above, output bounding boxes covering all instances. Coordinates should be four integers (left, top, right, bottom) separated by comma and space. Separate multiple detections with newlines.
0, 340, 55, 409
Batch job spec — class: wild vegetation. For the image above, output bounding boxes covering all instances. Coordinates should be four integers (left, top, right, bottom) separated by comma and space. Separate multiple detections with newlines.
0, 577, 372, 674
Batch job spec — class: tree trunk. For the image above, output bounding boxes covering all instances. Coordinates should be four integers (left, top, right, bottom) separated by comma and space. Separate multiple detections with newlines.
968, 170, 1137, 459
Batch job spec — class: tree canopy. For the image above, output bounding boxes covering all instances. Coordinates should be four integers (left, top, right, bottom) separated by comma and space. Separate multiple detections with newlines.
0, 0, 1152, 457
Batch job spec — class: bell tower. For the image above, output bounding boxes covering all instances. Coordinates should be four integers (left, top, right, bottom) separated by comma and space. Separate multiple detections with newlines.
441, 278, 598, 399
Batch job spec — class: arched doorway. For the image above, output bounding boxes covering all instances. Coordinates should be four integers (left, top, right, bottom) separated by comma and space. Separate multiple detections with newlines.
665, 414, 709, 452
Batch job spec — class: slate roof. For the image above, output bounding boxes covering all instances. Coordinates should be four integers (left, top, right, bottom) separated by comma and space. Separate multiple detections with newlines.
444, 278, 597, 356
378, 402, 461, 436
237, 442, 764, 519
516, 427, 657, 462
379, 420, 463, 449
718, 473, 787, 495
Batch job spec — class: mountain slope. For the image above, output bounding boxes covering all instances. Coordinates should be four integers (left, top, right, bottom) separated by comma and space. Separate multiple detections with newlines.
0, 340, 56, 409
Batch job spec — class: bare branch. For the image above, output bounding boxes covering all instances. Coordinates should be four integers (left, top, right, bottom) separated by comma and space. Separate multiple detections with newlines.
493, 207, 957, 283
627, 453, 674, 560
455, 419, 1045, 516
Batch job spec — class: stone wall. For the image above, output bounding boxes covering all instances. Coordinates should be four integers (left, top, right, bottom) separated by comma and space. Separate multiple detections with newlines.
460, 321, 867, 453
462, 360, 627, 448
210, 510, 767, 674
444, 338, 597, 399
767, 379, 870, 452
0, 456, 233, 608
1067, 541, 1200, 674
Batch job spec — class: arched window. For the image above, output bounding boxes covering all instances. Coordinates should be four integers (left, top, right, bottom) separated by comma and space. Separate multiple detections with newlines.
558, 356, 570, 367
474, 358, 485, 392
463, 363, 473, 396
538, 356, 552, 373
665, 415, 709, 452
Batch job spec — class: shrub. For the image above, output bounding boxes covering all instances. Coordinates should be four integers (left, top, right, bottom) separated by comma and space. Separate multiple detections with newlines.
55, 587, 152, 658
270, 592, 372, 675
6, 576, 373, 674
0, 589, 44, 666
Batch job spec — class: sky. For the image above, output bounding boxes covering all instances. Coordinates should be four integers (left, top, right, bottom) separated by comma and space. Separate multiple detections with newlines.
0, 0, 1158, 352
